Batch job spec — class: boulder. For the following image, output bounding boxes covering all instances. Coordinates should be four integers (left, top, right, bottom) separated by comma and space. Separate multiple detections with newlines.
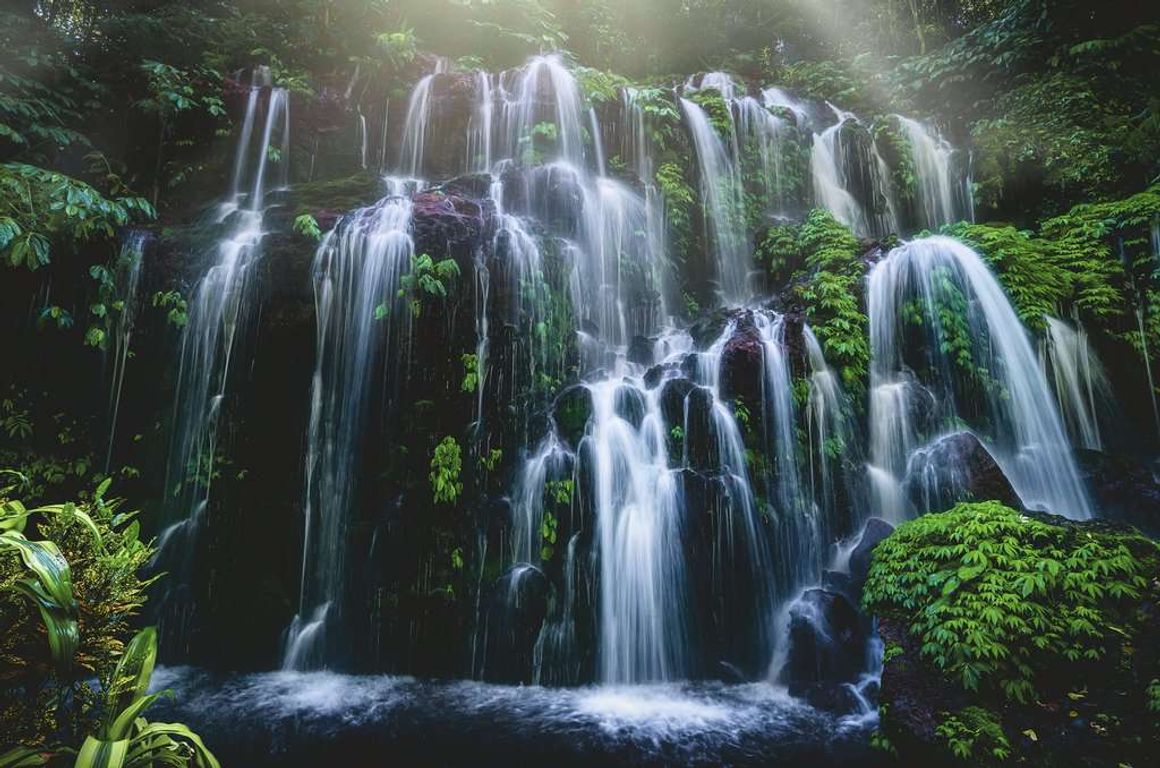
779, 588, 868, 698
552, 385, 592, 451
613, 384, 646, 429
904, 431, 1021, 514
848, 517, 895, 591
627, 335, 654, 366
1076, 450, 1160, 536
718, 322, 764, 406
480, 565, 550, 684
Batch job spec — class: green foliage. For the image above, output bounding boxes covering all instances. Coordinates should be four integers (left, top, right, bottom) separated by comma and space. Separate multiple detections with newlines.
479, 448, 502, 473
867, 502, 1160, 764
429, 437, 463, 506
540, 510, 558, 562
460, 354, 479, 394
792, 211, 869, 391
398, 253, 461, 318
687, 88, 732, 137
151, 290, 188, 328
0, 164, 154, 271
945, 223, 1071, 329
0, 479, 188, 757
292, 213, 322, 241
73, 627, 220, 768
574, 67, 629, 105
656, 161, 694, 266
545, 479, 573, 507
935, 706, 1012, 764
865, 502, 1157, 702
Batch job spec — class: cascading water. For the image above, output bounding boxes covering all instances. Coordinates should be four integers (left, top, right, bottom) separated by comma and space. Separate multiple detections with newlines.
892, 115, 970, 230
1042, 316, 1113, 451
809, 105, 898, 237
679, 96, 751, 303
156, 72, 289, 641
157, 53, 993, 693
867, 236, 1093, 520
399, 58, 450, 176
283, 178, 419, 670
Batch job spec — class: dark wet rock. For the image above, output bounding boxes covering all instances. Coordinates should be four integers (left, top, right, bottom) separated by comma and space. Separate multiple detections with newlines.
904, 431, 1021, 515
690, 308, 740, 349
627, 335, 654, 366
779, 588, 868, 697
411, 190, 495, 251
434, 173, 496, 200
1076, 450, 1160, 536
659, 378, 696, 432
848, 517, 894, 592
481, 565, 550, 684
877, 617, 967, 757
643, 360, 682, 389
684, 386, 718, 472
552, 385, 592, 450
613, 384, 646, 429
719, 322, 764, 405
820, 569, 853, 599
800, 682, 864, 716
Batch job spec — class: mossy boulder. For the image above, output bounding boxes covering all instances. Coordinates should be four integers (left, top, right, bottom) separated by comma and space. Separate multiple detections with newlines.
864, 501, 1160, 767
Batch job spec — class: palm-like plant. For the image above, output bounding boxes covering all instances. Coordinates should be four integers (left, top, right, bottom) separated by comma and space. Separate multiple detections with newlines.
74, 628, 219, 768
0, 475, 218, 768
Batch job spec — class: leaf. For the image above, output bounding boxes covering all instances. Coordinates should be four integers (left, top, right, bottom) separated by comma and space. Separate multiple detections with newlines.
102, 627, 159, 739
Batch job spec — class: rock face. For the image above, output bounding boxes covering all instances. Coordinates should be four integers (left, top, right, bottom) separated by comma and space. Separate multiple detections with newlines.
904, 431, 1021, 514
1076, 450, 1160, 536
848, 517, 895, 592
779, 588, 870, 713
552, 385, 592, 450
719, 321, 764, 406
480, 565, 550, 684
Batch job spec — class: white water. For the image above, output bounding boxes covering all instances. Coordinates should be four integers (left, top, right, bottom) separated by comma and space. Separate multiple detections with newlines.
679, 97, 751, 304
893, 115, 962, 230
868, 236, 1092, 519
284, 177, 420, 670
1042, 316, 1113, 451
158, 74, 289, 625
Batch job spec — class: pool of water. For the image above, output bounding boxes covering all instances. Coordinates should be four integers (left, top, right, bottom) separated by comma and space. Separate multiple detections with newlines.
152, 668, 883, 767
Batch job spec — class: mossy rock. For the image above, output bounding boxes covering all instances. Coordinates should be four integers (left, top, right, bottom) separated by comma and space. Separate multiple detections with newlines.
865, 501, 1160, 767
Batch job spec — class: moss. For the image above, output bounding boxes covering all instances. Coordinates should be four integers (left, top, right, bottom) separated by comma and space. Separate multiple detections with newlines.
283, 171, 386, 214
866, 502, 1160, 765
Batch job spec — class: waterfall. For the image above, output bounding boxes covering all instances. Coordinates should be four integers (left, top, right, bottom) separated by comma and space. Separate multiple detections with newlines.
104, 230, 147, 471
499, 54, 587, 167
867, 236, 1093, 520
157, 75, 289, 635
893, 115, 965, 230
679, 97, 751, 304
284, 178, 419, 670
802, 324, 861, 538
1042, 316, 1113, 451
467, 71, 494, 173
399, 58, 449, 176
810, 106, 898, 237
589, 375, 690, 683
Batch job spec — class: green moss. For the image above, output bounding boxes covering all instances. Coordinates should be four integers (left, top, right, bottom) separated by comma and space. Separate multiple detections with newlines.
285, 171, 385, 214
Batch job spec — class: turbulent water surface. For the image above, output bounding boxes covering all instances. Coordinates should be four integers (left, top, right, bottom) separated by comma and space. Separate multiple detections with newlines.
153, 668, 880, 767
